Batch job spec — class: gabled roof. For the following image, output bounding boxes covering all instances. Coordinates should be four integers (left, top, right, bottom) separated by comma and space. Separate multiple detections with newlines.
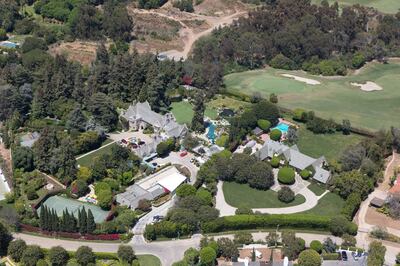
284, 149, 316, 170
164, 120, 187, 138
313, 166, 330, 184
255, 139, 288, 160
123, 101, 164, 128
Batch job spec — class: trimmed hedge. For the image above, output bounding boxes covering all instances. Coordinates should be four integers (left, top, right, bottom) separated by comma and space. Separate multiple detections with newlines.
270, 157, 280, 168
300, 169, 310, 180
201, 214, 331, 233
322, 253, 339, 260
278, 167, 295, 185
270, 129, 282, 141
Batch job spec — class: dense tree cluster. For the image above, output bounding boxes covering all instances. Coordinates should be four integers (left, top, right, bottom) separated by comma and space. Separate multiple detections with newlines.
228, 100, 279, 148
145, 184, 218, 240
192, 0, 400, 75
39, 206, 96, 234
197, 151, 274, 191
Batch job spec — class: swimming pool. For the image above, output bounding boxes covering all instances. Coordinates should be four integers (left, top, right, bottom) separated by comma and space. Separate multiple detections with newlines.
0, 41, 17, 49
273, 123, 290, 134
207, 123, 216, 143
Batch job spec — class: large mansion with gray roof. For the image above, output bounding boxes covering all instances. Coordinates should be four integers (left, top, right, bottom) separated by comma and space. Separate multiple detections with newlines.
121, 101, 188, 139
255, 139, 331, 184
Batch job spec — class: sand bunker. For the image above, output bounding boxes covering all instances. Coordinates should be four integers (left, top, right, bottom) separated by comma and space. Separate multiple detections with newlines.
281, 74, 321, 85
351, 81, 383, 92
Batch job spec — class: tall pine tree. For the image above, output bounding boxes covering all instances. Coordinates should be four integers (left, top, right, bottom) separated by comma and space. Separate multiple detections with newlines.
79, 208, 87, 234
191, 93, 205, 133
86, 209, 96, 234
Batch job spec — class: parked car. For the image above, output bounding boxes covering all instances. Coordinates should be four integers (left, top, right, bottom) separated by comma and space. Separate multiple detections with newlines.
153, 215, 164, 221
341, 251, 348, 261
180, 151, 188, 157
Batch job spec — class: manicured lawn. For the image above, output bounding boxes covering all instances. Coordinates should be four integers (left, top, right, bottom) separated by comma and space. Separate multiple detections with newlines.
312, 0, 400, 14
76, 142, 117, 168
224, 60, 400, 131
296, 126, 366, 161
137, 255, 161, 266
302, 192, 345, 217
207, 95, 251, 111
170, 101, 218, 124
223, 182, 306, 208
307, 182, 327, 196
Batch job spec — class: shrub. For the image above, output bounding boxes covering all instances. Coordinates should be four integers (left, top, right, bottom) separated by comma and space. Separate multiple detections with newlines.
199, 247, 216, 265
298, 249, 321, 266
257, 119, 271, 131
70, 179, 88, 197
293, 108, 308, 122
7, 239, 27, 262
216, 134, 228, 147
235, 206, 253, 215
270, 129, 282, 141
329, 216, 358, 236
49, 246, 69, 266
21, 245, 44, 266
176, 184, 196, 198
278, 187, 295, 203
0, 28, 7, 41
117, 245, 135, 263
137, 199, 152, 212
300, 169, 310, 180
270, 54, 296, 70
310, 240, 323, 254
278, 167, 295, 185
270, 156, 280, 168
341, 192, 361, 220
76, 246, 95, 266
321, 253, 339, 260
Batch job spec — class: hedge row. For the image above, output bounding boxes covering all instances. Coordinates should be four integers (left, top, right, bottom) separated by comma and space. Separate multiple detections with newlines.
201, 214, 331, 233
321, 253, 339, 260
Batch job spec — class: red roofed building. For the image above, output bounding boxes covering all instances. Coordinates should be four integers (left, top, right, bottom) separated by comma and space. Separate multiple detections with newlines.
389, 176, 400, 195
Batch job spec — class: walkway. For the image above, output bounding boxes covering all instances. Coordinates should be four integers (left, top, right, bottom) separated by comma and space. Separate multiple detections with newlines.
216, 181, 328, 216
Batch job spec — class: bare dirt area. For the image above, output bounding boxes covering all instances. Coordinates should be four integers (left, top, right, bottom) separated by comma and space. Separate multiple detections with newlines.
49, 41, 100, 65
127, 0, 250, 59
194, 0, 247, 16
366, 207, 400, 230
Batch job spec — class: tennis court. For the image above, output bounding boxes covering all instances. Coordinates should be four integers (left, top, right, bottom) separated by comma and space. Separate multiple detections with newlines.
38, 196, 109, 223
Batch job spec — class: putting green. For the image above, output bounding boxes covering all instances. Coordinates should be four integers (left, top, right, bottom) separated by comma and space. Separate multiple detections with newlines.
312, 0, 400, 14
225, 60, 400, 131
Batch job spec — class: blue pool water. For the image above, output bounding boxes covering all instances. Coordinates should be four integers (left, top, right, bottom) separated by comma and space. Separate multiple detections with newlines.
0, 42, 17, 48
273, 123, 289, 133
207, 123, 216, 143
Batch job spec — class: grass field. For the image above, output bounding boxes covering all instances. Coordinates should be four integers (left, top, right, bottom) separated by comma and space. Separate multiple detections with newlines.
224, 60, 400, 131
307, 183, 327, 196
137, 255, 161, 266
312, 0, 400, 14
302, 192, 345, 217
223, 182, 306, 208
170, 101, 218, 124
76, 141, 116, 168
207, 95, 252, 111
296, 126, 366, 161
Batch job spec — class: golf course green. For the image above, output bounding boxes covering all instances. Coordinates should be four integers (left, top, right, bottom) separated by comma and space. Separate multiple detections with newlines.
312, 0, 400, 14
224, 59, 400, 131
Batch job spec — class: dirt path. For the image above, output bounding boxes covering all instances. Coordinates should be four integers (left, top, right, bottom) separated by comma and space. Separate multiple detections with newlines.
130, 8, 247, 59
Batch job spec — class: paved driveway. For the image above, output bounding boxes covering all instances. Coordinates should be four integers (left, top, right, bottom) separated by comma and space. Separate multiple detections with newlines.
154, 152, 198, 184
